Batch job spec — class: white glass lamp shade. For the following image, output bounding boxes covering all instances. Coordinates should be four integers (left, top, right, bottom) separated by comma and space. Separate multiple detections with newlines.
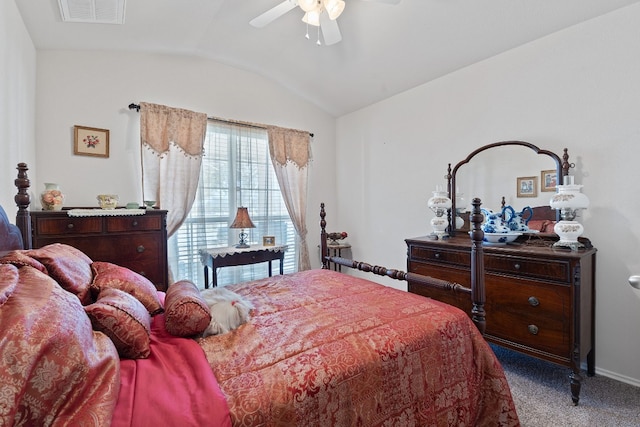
427, 190, 452, 212
324, 0, 345, 20
302, 10, 321, 26
298, 0, 320, 13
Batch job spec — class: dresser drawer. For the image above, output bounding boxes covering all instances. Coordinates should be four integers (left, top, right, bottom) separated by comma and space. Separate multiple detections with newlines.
486, 276, 571, 356
485, 253, 571, 283
106, 215, 162, 232
409, 245, 470, 267
34, 216, 103, 235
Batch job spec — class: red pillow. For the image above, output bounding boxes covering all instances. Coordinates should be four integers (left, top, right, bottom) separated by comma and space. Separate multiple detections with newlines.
0, 250, 47, 273
164, 280, 211, 337
85, 287, 151, 359
91, 262, 164, 315
26, 243, 93, 304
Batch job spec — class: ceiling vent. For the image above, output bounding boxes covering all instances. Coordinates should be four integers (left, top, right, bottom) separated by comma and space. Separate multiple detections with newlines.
57, 0, 126, 24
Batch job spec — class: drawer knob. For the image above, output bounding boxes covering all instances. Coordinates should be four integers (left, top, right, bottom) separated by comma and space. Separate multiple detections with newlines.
434, 253, 441, 259
528, 296, 540, 307
66, 223, 74, 229
132, 220, 138, 227
137, 245, 145, 253
514, 263, 521, 270
528, 324, 539, 335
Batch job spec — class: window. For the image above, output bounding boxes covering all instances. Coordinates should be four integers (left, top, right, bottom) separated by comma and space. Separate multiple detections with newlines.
168, 120, 297, 288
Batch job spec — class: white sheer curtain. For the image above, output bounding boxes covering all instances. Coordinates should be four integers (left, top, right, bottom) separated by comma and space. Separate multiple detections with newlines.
139, 102, 207, 237
268, 126, 312, 270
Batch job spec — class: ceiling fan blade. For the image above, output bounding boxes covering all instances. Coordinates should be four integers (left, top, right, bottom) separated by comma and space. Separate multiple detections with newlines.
320, 12, 342, 46
361, 0, 401, 4
250, 0, 297, 28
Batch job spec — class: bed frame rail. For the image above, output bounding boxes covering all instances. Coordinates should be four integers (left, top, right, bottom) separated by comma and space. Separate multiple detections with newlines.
320, 199, 487, 334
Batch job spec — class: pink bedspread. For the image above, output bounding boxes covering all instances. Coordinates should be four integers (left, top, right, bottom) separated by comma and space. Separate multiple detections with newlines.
112, 293, 231, 427
199, 269, 519, 426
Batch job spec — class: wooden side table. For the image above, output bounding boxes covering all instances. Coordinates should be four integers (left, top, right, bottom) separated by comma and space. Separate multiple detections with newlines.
199, 245, 287, 288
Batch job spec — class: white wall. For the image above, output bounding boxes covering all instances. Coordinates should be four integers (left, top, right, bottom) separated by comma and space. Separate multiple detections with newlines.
336, 4, 640, 386
0, 0, 37, 215
32, 50, 336, 267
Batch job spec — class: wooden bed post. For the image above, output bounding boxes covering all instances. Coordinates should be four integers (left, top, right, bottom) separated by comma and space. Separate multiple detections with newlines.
320, 203, 329, 269
469, 197, 486, 334
14, 163, 32, 249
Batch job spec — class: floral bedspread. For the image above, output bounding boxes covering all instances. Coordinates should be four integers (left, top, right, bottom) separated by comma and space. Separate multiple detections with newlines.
199, 269, 519, 426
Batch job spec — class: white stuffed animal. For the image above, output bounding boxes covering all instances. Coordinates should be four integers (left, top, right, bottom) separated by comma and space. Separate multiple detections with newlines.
200, 287, 254, 337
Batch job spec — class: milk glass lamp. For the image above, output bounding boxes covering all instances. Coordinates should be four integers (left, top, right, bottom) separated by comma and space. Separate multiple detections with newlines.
427, 187, 452, 239
549, 176, 589, 250
230, 207, 256, 248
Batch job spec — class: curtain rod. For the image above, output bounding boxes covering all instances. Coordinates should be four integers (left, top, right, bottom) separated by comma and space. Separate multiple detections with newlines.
128, 103, 314, 137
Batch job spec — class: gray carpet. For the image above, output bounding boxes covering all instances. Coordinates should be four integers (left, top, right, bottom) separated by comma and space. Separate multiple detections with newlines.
492, 345, 640, 426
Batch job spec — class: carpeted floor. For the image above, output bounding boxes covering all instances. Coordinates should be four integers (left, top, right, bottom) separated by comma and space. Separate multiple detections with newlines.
493, 345, 640, 426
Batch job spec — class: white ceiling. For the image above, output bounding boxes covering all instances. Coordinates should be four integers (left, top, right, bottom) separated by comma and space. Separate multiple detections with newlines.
15, 0, 640, 117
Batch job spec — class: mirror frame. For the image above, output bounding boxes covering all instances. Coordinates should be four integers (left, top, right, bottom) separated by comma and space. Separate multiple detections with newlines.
448, 141, 569, 236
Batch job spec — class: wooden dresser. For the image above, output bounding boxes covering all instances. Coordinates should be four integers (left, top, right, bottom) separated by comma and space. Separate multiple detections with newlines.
406, 234, 596, 404
30, 209, 169, 291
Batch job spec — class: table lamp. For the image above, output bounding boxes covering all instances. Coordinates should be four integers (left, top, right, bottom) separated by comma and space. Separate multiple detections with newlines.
549, 176, 589, 250
427, 186, 452, 239
230, 207, 255, 248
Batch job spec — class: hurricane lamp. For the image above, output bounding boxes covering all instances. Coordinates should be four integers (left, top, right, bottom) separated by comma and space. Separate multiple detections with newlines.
549, 176, 589, 250
427, 187, 452, 239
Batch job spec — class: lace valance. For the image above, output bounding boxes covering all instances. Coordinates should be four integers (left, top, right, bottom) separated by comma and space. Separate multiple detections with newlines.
268, 126, 312, 169
140, 102, 207, 157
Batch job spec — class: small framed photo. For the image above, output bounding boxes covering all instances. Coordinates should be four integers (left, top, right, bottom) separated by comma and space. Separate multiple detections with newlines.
516, 176, 537, 198
74, 125, 109, 158
263, 236, 275, 246
541, 169, 557, 192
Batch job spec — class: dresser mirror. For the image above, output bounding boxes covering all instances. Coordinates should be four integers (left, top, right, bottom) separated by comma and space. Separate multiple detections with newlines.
448, 141, 564, 235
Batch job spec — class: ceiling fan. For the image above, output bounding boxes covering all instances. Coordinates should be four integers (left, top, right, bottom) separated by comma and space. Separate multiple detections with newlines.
250, 0, 401, 46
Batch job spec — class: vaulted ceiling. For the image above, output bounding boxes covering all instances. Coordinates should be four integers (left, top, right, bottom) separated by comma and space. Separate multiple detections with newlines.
15, 0, 640, 116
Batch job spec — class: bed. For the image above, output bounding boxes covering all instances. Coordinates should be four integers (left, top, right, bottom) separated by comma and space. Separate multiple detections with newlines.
1, 162, 519, 426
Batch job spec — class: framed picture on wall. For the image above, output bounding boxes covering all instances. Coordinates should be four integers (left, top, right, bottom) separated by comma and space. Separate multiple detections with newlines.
516, 176, 537, 198
74, 125, 110, 158
541, 169, 557, 192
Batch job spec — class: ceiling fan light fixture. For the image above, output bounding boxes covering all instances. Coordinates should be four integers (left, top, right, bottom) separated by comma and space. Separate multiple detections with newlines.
298, 0, 320, 13
324, 0, 345, 20
302, 11, 321, 27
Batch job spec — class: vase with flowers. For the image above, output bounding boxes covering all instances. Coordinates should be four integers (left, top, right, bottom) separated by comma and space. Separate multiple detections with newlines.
40, 183, 65, 211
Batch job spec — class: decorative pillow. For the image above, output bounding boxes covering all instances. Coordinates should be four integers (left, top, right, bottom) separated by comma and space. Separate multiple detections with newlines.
25, 243, 93, 304
85, 287, 151, 359
1, 264, 119, 426
164, 280, 212, 337
0, 250, 47, 273
91, 261, 164, 315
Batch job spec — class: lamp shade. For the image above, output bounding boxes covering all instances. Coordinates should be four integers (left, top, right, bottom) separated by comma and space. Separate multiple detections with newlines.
324, 0, 345, 20
230, 207, 255, 229
427, 189, 452, 211
302, 10, 321, 26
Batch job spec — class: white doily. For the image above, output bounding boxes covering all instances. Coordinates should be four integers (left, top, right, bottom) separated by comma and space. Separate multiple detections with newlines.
67, 208, 147, 217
